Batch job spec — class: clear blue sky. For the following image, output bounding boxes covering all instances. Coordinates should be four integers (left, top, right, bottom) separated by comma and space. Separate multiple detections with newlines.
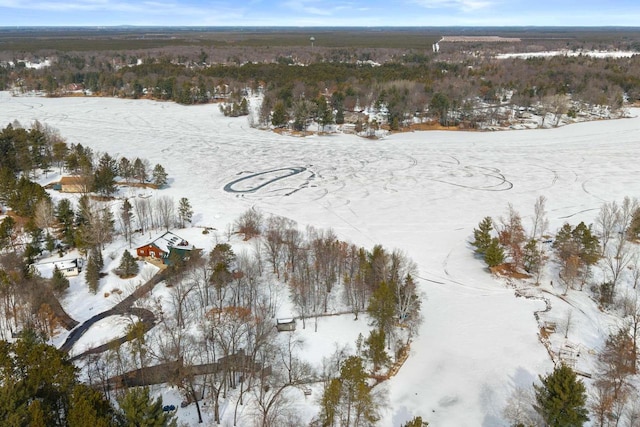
0, 0, 639, 27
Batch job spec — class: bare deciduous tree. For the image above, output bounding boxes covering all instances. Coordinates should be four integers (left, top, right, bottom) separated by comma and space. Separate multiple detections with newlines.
252, 339, 313, 427
503, 386, 541, 427
34, 198, 55, 232
133, 197, 151, 235
619, 197, 639, 239
235, 208, 263, 240
603, 234, 633, 296
597, 201, 621, 257
263, 215, 289, 279
560, 254, 582, 295
531, 195, 549, 240
592, 328, 636, 425
499, 204, 527, 269
154, 195, 175, 231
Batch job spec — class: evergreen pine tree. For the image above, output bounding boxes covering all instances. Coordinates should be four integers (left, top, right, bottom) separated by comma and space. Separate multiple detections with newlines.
572, 221, 600, 265
45, 233, 55, 253
51, 266, 70, 294
24, 242, 41, 265
116, 250, 139, 278
484, 237, 505, 268
0, 336, 116, 427
523, 238, 543, 274
67, 384, 117, 427
55, 198, 75, 247
403, 416, 429, 427
471, 216, 494, 255
152, 164, 168, 188
340, 356, 379, 426
318, 378, 341, 427
118, 387, 175, 427
120, 198, 134, 247
367, 281, 396, 346
132, 158, 147, 184
533, 364, 588, 427
271, 101, 288, 128
0, 216, 15, 251
118, 157, 133, 182
240, 97, 249, 115
85, 252, 100, 294
177, 197, 193, 228
364, 328, 389, 372
93, 153, 117, 197
629, 207, 640, 240
316, 96, 334, 131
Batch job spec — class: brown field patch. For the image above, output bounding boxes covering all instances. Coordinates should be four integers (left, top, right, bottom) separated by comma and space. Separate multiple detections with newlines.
490, 263, 530, 279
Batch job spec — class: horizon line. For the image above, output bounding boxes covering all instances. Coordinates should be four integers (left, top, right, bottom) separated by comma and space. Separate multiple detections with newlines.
1, 25, 640, 29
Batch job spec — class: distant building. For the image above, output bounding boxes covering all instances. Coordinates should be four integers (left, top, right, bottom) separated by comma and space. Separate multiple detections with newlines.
34, 258, 83, 278
54, 176, 85, 193
276, 318, 296, 332
136, 231, 195, 265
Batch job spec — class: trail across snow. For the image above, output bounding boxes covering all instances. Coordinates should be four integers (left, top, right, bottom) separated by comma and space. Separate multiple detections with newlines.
1, 92, 639, 426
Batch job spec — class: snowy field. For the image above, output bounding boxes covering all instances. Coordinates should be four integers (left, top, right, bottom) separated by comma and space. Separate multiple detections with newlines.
496, 50, 638, 59
1, 92, 640, 426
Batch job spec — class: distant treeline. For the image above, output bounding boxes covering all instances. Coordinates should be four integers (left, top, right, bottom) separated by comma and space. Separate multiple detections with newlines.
1, 30, 640, 129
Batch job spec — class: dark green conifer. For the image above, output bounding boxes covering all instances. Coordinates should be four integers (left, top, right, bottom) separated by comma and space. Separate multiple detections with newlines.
533, 364, 588, 427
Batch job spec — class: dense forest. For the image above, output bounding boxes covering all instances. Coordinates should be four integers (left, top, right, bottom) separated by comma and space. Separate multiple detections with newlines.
1, 28, 640, 131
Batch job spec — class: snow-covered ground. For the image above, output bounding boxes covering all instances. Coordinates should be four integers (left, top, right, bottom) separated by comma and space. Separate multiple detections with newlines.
496, 50, 638, 59
1, 92, 640, 426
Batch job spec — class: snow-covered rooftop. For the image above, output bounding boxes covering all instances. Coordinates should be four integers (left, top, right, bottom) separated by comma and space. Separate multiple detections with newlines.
33, 258, 80, 278
140, 231, 194, 254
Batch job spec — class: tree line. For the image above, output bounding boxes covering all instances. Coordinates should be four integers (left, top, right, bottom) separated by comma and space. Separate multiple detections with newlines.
0, 121, 168, 212
2, 40, 639, 131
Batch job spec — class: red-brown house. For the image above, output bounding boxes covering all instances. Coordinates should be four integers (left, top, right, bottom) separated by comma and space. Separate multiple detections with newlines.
136, 231, 194, 263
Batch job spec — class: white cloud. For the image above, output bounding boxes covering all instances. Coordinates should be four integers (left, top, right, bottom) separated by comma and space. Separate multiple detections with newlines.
0, 0, 247, 21
279, 0, 367, 17
281, 0, 332, 16
410, 0, 494, 12
0, 0, 142, 12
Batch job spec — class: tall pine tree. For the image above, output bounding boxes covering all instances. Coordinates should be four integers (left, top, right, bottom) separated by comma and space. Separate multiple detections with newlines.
51, 266, 70, 294
116, 250, 139, 278
471, 216, 494, 255
367, 281, 396, 348
177, 197, 193, 228
533, 364, 588, 427
484, 237, 505, 268
0, 334, 117, 427
85, 250, 101, 294
118, 387, 175, 427
364, 328, 389, 372
152, 164, 168, 188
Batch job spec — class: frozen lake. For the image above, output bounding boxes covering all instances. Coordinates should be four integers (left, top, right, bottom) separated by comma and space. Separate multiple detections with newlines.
1, 92, 639, 425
